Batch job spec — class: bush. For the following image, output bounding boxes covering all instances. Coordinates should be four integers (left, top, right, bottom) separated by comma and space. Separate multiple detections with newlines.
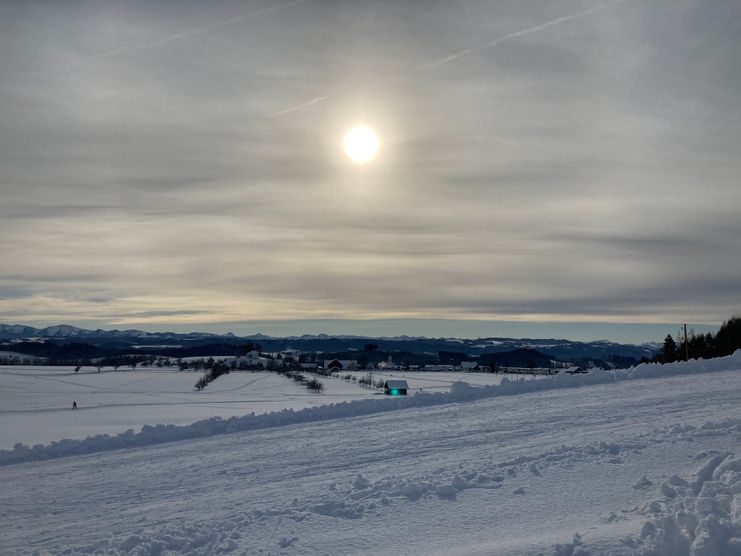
194, 375, 209, 391
306, 378, 324, 393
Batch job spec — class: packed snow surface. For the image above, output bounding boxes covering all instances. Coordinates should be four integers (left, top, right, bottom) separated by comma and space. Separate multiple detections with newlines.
1, 353, 740, 555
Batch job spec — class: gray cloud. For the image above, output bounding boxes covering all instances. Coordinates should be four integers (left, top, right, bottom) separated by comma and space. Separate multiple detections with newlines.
1, 0, 740, 337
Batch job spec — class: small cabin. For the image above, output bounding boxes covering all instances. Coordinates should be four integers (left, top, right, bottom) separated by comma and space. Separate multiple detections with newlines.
384, 379, 409, 396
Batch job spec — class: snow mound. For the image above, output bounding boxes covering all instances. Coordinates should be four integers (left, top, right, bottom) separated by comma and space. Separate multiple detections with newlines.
2, 350, 740, 466
618, 452, 741, 555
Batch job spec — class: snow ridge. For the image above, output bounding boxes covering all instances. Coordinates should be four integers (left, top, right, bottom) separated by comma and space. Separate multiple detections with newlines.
1, 351, 739, 467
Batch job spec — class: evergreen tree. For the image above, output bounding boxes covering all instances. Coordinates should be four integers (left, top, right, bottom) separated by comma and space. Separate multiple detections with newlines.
714, 317, 741, 357
661, 334, 678, 363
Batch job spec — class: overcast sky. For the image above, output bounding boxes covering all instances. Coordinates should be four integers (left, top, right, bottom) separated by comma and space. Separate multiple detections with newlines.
1, 0, 739, 342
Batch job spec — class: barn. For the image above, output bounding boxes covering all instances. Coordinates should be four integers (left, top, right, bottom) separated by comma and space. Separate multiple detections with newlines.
384, 379, 408, 396
323, 359, 357, 371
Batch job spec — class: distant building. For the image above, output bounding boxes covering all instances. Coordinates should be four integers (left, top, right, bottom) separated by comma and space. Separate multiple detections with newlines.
280, 349, 301, 360
378, 356, 395, 369
459, 361, 480, 371
384, 380, 408, 396
323, 359, 357, 371
424, 364, 456, 372
234, 350, 270, 367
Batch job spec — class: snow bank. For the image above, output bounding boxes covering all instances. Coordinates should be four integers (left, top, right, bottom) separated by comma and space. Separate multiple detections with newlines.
2, 350, 739, 466
615, 452, 741, 555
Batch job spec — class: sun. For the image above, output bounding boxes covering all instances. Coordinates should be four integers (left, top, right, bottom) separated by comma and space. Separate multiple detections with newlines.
342, 125, 380, 165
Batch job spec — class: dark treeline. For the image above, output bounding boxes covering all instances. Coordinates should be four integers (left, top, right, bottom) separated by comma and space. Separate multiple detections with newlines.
658, 316, 741, 363
146, 342, 263, 358
0, 341, 264, 367
5, 341, 104, 361
479, 348, 555, 369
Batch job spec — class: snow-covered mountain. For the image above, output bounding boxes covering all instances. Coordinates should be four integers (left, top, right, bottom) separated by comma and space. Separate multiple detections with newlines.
0, 323, 659, 361
0, 324, 224, 341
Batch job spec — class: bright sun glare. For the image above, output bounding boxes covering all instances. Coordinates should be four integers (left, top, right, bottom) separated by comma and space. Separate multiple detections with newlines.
343, 125, 380, 165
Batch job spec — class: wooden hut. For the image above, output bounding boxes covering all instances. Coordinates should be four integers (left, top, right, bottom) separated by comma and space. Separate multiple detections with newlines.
384, 379, 408, 396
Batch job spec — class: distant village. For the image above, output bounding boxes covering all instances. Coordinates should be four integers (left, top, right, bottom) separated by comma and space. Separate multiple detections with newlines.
216, 347, 572, 375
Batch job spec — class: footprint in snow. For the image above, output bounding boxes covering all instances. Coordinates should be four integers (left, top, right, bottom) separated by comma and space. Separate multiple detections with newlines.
632, 475, 653, 490
278, 536, 298, 549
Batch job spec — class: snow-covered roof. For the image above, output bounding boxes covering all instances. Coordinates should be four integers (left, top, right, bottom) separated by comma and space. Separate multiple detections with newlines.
384, 380, 409, 389
323, 359, 354, 368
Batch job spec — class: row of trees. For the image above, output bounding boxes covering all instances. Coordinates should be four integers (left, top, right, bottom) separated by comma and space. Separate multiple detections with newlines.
194, 360, 231, 391
659, 317, 741, 363
274, 365, 324, 393
358, 373, 385, 390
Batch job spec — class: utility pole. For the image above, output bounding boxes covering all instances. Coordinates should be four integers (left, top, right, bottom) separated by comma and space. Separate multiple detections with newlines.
684, 323, 689, 361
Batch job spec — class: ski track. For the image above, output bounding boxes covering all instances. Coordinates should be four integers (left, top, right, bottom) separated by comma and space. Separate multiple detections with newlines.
210, 373, 271, 393
1, 366, 740, 555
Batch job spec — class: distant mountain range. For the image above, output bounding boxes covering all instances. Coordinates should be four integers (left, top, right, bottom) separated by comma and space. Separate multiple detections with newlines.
0, 323, 236, 340
0, 323, 660, 362
0, 324, 451, 342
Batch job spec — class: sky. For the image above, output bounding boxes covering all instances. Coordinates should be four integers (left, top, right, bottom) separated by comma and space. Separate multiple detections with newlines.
1, 0, 740, 343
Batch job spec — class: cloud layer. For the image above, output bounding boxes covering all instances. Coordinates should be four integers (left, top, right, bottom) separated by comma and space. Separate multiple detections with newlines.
1, 0, 740, 336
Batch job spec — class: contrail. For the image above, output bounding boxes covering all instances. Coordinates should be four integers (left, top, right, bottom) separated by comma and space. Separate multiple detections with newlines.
266, 0, 629, 118
418, 0, 629, 69
10, 0, 305, 83
266, 96, 328, 118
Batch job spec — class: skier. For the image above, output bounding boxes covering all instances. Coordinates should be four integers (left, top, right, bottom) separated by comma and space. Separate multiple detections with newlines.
72, 401, 77, 410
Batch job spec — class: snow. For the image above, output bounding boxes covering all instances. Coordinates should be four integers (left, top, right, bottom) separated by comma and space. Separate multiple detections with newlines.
0, 367, 525, 449
0, 354, 739, 554
347, 370, 546, 392
0, 367, 368, 449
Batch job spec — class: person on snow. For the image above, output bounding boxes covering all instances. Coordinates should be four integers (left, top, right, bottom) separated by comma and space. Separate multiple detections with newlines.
72, 401, 77, 410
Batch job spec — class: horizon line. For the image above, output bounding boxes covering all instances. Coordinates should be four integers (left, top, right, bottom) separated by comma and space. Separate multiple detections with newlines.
0, 318, 723, 345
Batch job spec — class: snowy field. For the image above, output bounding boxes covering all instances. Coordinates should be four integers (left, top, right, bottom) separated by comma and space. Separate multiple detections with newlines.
1, 356, 740, 555
346, 369, 549, 392
0, 366, 522, 449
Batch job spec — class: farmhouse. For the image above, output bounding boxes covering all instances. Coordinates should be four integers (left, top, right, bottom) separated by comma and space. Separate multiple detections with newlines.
384, 379, 408, 396
459, 361, 480, 371
234, 351, 271, 367
323, 359, 357, 371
